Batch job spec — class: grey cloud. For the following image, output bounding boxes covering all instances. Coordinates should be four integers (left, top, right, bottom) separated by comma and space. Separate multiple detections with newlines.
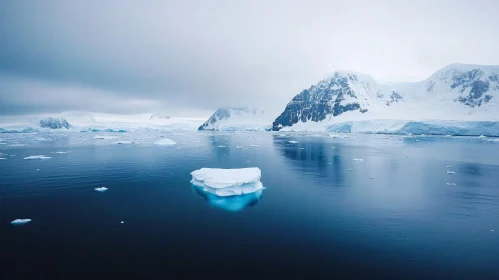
1, 0, 499, 116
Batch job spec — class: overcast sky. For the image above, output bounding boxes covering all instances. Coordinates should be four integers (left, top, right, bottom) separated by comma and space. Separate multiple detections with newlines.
1, 0, 498, 117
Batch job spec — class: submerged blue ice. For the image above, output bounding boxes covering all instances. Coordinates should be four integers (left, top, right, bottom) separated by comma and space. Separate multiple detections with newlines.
191, 184, 263, 212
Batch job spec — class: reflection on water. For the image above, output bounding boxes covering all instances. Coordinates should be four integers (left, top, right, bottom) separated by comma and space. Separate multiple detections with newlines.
191, 184, 263, 212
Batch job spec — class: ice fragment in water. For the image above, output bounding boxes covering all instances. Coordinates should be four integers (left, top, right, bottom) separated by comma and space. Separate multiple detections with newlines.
11, 219, 31, 225
154, 139, 176, 146
447, 171, 456, 175
23, 155, 51, 160
190, 167, 263, 197
95, 187, 108, 192
288, 140, 299, 144
353, 158, 364, 162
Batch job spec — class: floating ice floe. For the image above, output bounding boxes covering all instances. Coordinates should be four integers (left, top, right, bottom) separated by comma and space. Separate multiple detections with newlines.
446, 183, 457, 186
94, 135, 118, 140
447, 171, 456, 175
121, 221, 124, 224
191, 167, 264, 197
0, 158, 6, 160
11, 219, 31, 225
54, 151, 70, 154
249, 144, 260, 147
217, 145, 227, 148
353, 158, 364, 162
23, 155, 51, 160
113, 140, 133, 144
154, 139, 176, 146
288, 140, 299, 144
95, 187, 108, 192
236, 146, 243, 148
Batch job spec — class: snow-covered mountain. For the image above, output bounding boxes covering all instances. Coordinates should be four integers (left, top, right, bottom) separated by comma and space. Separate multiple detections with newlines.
272, 64, 499, 135
198, 108, 276, 131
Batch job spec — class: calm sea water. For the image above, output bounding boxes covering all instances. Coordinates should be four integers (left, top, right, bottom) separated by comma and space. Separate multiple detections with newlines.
1, 132, 499, 279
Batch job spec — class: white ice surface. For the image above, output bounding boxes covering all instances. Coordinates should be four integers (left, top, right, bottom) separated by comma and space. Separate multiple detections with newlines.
95, 187, 108, 192
23, 155, 51, 160
190, 167, 261, 189
154, 138, 176, 146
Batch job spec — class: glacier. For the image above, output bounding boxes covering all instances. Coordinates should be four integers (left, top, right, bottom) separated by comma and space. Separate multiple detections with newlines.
190, 167, 263, 197
282, 119, 499, 136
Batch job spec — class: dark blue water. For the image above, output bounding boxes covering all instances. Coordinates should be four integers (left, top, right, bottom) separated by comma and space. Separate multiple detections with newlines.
1, 132, 499, 279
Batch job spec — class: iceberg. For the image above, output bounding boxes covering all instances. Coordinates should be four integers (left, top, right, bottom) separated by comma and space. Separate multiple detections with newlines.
23, 155, 51, 160
190, 167, 263, 197
154, 138, 176, 146
11, 219, 32, 225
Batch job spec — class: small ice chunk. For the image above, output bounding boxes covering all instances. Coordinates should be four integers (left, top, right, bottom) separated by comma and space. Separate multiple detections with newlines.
23, 155, 51, 160
446, 183, 456, 186
95, 187, 108, 192
36, 169, 40, 171
353, 158, 364, 162
217, 145, 227, 148
113, 140, 133, 144
121, 221, 124, 224
478, 135, 486, 138
348, 168, 353, 171
288, 140, 299, 144
55, 151, 70, 154
11, 219, 31, 225
0, 158, 6, 160
94, 135, 118, 140
236, 146, 243, 148
447, 171, 456, 175
249, 144, 259, 147
191, 167, 261, 189
154, 139, 176, 146
445, 166, 452, 168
